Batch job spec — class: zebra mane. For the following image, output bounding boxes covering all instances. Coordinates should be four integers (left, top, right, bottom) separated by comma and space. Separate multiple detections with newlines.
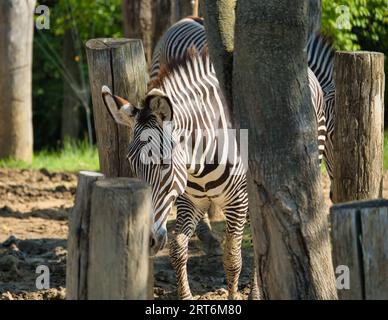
147, 45, 209, 91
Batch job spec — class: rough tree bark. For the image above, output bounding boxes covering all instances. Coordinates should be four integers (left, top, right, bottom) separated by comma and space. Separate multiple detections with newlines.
122, 0, 195, 67
204, 0, 338, 299
122, 0, 153, 64
308, 0, 321, 36
0, 0, 35, 162
203, 0, 236, 111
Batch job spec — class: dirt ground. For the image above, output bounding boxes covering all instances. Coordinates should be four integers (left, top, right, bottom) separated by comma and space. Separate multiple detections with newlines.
0, 168, 385, 300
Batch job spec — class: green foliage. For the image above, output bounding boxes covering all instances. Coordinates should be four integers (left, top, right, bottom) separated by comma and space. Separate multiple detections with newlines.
322, 0, 388, 52
0, 139, 99, 172
33, 0, 123, 149
51, 0, 123, 39
322, 0, 387, 128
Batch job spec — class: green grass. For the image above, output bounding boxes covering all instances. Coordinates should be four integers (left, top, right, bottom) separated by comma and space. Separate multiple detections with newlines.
0, 140, 99, 172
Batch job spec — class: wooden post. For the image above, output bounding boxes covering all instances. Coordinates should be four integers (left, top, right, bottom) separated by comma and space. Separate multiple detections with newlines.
330, 199, 388, 299
66, 171, 104, 300
332, 51, 385, 203
67, 175, 152, 299
87, 178, 152, 299
85, 38, 148, 177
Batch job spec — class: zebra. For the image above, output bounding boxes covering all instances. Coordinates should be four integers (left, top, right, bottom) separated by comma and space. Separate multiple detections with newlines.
150, 17, 329, 257
102, 49, 248, 299
151, 16, 335, 184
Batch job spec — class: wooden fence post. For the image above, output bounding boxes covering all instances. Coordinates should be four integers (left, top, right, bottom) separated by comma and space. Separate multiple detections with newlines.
66, 171, 104, 299
66, 39, 154, 299
85, 38, 148, 177
330, 199, 388, 300
332, 51, 385, 203
85, 38, 154, 299
87, 178, 152, 299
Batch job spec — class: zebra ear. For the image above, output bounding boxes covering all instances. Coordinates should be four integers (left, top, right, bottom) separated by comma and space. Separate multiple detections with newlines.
147, 88, 173, 123
101, 85, 138, 127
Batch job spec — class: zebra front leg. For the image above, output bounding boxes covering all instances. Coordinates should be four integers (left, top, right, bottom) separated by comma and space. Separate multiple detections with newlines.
223, 205, 247, 300
170, 196, 204, 299
170, 231, 192, 299
223, 229, 244, 300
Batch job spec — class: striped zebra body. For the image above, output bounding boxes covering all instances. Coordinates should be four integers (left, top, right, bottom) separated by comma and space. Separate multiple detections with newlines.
102, 51, 247, 299
153, 54, 247, 299
151, 16, 335, 176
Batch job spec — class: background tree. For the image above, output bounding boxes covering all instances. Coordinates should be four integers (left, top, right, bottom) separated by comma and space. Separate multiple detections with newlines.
0, 0, 36, 162
121, 0, 195, 66
204, 0, 338, 299
308, 0, 322, 36
33, 0, 122, 148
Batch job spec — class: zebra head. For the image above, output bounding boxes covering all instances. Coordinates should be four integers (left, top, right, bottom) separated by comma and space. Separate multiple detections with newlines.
101, 85, 187, 255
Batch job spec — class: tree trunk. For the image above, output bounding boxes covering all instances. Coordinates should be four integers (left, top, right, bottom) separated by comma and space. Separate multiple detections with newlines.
204, 0, 338, 299
203, 0, 236, 112
308, 0, 321, 36
61, 29, 81, 141
332, 51, 385, 204
122, 0, 195, 67
233, 0, 337, 299
0, 0, 35, 162
121, 0, 153, 65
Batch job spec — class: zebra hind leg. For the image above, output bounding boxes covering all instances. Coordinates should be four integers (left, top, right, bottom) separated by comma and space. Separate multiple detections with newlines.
195, 212, 223, 257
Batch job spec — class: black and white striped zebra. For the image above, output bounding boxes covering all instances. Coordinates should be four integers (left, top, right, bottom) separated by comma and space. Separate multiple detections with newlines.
102, 50, 247, 299
151, 16, 335, 180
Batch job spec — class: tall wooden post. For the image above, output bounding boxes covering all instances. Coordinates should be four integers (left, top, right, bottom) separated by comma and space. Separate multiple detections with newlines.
332, 52, 385, 203
81, 39, 154, 299
85, 39, 148, 177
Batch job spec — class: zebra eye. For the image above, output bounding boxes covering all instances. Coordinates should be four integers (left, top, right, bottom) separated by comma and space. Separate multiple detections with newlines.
161, 163, 169, 170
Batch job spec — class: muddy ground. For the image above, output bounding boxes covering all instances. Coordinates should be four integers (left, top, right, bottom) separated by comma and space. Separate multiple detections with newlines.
0, 168, 384, 300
